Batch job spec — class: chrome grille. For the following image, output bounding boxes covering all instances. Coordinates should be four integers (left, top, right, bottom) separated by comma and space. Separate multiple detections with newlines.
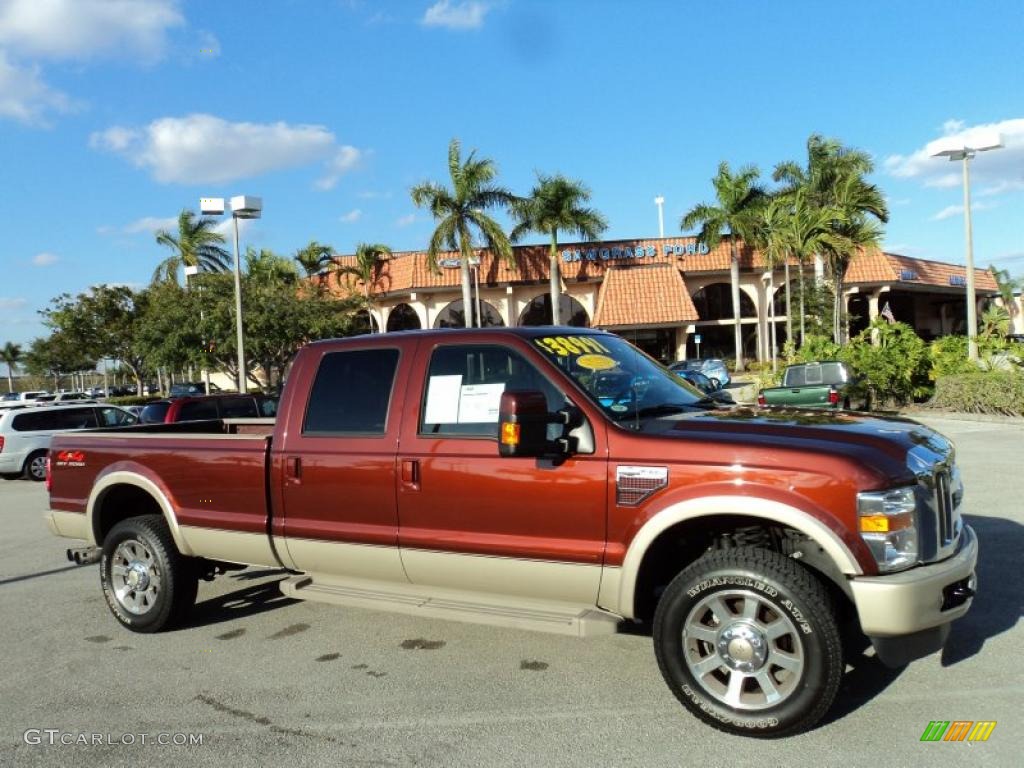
934, 469, 953, 546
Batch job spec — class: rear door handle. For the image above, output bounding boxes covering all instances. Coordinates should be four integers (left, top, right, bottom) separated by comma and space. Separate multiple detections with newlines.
286, 456, 302, 479
401, 458, 420, 491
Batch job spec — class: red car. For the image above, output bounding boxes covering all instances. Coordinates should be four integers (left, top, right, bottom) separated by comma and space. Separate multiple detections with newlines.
139, 394, 277, 424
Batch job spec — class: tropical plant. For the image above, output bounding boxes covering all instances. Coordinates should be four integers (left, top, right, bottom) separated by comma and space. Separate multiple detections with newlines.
511, 173, 607, 325
751, 197, 791, 369
334, 242, 393, 332
246, 247, 299, 286
681, 162, 766, 370
989, 264, 1021, 317
153, 209, 231, 283
1, 341, 22, 393
294, 240, 335, 278
410, 138, 516, 328
842, 319, 930, 406
774, 135, 889, 343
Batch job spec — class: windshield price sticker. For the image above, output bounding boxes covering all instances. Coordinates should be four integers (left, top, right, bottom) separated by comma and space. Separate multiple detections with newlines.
576, 354, 617, 371
534, 335, 610, 357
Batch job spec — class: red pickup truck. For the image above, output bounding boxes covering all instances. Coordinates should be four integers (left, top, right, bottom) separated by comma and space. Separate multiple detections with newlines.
45, 328, 978, 737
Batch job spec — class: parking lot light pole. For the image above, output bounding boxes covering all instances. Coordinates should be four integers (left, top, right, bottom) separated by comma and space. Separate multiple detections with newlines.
929, 131, 1003, 361
200, 196, 262, 392
654, 196, 665, 239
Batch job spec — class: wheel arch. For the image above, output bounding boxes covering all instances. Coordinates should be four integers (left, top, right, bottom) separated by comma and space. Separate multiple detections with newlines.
615, 496, 862, 621
87, 471, 193, 556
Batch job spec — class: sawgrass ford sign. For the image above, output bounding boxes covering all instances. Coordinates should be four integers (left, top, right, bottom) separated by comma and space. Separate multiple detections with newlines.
561, 242, 709, 262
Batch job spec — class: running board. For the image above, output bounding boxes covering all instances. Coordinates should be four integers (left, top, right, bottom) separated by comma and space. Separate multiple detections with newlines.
278, 575, 621, 637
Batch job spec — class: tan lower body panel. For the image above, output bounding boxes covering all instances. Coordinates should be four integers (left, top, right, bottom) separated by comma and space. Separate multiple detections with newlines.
284, 537, 409, 583
179, 526, 279, 568
279, 572, 621, 637
45, 510, 91, 541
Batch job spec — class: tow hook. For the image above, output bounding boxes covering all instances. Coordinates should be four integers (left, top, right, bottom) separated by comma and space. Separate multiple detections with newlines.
941, 578, 976, 611
66, 547, 101, 566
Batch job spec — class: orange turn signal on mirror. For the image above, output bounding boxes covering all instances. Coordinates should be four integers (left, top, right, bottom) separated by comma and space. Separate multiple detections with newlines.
500, 422, 520, 446
859, 514, 912, 533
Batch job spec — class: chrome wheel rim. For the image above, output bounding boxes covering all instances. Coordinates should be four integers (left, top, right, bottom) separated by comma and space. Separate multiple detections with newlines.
29, 455, 47, 480
682, 589, 804, 711
110, 539, 162, 616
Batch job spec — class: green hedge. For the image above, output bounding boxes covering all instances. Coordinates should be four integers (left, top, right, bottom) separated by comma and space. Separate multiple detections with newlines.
931, 372, 1024, 417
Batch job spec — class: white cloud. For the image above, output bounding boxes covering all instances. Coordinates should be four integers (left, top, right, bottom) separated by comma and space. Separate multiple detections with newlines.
32, 252, 59, 266
90, 114, 357, 185
212, 217, 253, 240
0, 0, 184, 62
0, 51, 73, 125
885, 117, 1024, 192
883, 243, 924, 255
0, 297, 29, 310
340, 209, 363, 223
396, 213, 417, 227
357, 190, 391, 199
315, 145, 363, 190
422, 1, 489, 29
121, 216, 179, 234
930, 201, 997, 221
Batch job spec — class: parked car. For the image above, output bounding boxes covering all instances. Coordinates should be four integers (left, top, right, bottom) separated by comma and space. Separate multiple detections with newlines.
145, 393, 278, 423
758, 361, 867, 410
670, 358, 731, 387
0, 391, 48, 410
168, 381, 222, 398
671, 368, 734, 404
33, 392, 95, 405
47, 328, 977, 736
0, 403, 137, 481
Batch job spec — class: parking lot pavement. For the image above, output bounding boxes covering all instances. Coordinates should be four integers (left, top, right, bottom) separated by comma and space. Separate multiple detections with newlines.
1, 416, 1021, 767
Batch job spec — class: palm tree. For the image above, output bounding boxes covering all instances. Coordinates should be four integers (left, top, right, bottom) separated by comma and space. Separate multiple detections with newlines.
410, 138, 516, 328
335, 243, 392, 332
1, 341, 22, 393
153, 209, 231, 283
752, 198, 791, 370
681, 162, 767, 370
246, 247, 299, 285
990, 264, 1021, 319
294, 240, 334, 278
510, 174, 607, 325
775, 135, 888, 343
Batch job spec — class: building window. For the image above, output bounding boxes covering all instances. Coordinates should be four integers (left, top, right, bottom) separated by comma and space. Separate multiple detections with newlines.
518, 294, 589, 327
434, 299, 505, 328
387, 303, 422, 332
691, 282, 756, 320
352, 309, 380, 334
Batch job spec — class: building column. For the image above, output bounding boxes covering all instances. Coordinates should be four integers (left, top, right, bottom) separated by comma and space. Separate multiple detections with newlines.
674, 327, 689, 361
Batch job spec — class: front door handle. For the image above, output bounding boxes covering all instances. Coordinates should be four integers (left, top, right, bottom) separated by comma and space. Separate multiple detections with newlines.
286, 456, 302, 479
401, 459, 420, 491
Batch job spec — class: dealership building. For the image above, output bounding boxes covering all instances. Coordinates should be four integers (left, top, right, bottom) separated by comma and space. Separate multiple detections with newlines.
328, 236, 999, 364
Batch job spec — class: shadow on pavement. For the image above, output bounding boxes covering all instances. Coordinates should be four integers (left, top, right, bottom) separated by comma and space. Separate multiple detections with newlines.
230, 567, 292, 581
0, 563, 89, 586
941, 514, 1023, 666
185, 578, 300, 629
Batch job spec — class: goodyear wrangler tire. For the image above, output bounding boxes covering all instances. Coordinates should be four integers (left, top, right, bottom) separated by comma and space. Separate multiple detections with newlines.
100, 514, 198, 633
653, 546, 842, 737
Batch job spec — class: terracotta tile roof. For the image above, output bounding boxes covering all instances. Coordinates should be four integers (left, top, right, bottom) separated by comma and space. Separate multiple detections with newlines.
321, 238, 997, 298
846, 248, 998, 292
592, 264, 699, 327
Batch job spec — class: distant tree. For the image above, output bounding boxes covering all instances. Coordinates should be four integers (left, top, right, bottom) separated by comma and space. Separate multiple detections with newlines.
153, 209, 231, 283
334, 243, 392, 332
511, 174, 607, 325
990, 264, 1021, 318
1, 341, 22, 393
682, 162, 767, 370
23, 333, 96, 391
411, 138, 516, 328
294, 240, 335, 278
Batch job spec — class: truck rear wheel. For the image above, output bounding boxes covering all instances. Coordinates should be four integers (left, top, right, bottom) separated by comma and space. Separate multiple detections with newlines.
100, 515, 198, 633
653, 546, 842, 737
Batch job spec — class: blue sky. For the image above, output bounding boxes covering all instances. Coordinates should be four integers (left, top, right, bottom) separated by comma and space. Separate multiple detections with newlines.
2, 0, 1023, 351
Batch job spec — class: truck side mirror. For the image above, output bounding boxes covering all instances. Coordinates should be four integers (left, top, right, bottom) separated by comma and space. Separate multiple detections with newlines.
497, 390, 553, 458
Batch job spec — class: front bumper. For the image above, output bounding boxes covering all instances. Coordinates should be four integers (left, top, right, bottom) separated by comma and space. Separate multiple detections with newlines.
849, 524, 977, 665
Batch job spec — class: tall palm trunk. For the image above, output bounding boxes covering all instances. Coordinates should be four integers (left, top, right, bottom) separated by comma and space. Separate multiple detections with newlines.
730, 240, 744, 370
783, 258, 792, 346
833, 271, 844, 343
769, 273, 777, 372
549, 232, 562, 326
799, 263, 806, 344
5, 370, 12, 393
460, 246, 474, 328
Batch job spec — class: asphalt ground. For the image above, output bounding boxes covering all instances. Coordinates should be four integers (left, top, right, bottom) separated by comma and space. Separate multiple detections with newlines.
0, 415, 1020, 767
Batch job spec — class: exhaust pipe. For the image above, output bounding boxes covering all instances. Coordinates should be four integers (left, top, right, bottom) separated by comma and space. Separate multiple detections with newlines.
66, 547, 101, 566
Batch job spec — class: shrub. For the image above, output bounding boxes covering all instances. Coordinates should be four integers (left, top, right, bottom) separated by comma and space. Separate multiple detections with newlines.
794, 334, 841, 363
929, 335, 973, 380
842, 320, 930, 406
931, 372, 1024, 416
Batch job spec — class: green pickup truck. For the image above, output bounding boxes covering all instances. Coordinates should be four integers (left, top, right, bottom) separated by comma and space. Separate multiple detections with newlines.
758, 361, 866, 410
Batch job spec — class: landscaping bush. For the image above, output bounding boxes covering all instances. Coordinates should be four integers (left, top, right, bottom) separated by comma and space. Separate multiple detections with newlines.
793, 334, 841, 364
929, 335, 973, 380
931, 372, 1024, 417
842, 320, 930, 407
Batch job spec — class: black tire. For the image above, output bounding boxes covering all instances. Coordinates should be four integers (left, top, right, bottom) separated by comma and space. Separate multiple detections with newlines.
1, 472, 22, 481
100, 515, 198, 633
23, 450, 47, 481
653, 547, 842, 737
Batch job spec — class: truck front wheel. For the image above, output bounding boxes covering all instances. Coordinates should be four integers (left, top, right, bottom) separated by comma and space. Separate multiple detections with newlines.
100, 515, 198, 633
653, 546, 842, 737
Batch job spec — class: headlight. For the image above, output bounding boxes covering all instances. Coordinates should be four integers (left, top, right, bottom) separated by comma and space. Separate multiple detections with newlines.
858, 486, 919, 573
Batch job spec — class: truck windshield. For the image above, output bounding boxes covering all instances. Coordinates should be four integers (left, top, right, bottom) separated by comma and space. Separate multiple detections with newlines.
531, 333, 708, 424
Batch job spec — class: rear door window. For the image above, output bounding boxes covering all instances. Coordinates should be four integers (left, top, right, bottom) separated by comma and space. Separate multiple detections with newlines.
97, 407, 136, 426
12, 407, 98, 432
220, 397, 259, 418
178, 400, 220, 421
303, 348, 400, 435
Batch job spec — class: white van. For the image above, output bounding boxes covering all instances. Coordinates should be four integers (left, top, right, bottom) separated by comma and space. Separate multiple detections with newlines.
0, 404, 137, 481
0, 391, 48, 410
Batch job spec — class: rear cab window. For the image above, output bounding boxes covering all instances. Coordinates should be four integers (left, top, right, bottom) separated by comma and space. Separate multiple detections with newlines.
303, 348, 400, 435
